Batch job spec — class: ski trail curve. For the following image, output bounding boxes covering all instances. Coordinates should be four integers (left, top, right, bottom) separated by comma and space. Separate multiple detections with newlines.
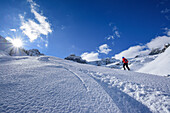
80, 69, 170, 113
37, 57, 50, 62
79, 69, 152, 113
64, 67, 89, 92
38, 57, 89, 92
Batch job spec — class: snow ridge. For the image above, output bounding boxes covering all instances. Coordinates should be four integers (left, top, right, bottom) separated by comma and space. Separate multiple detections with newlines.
80, 69, 170, 113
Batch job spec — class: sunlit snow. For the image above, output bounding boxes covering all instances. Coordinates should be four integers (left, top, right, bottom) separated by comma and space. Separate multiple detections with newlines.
0, 54, 169, 113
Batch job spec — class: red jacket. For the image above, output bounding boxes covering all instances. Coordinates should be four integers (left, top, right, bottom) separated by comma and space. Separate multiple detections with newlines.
122, 58, 128, 63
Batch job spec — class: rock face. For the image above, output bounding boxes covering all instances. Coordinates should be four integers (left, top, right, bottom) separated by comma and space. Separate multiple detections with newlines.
0, 35, 44, 56
65, 54, 86, 64
149, 48, 162, 55
24, 49, 44, 56
149, 43, 170, 55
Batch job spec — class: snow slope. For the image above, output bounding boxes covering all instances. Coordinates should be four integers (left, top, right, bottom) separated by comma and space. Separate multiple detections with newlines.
138, 47, 170, 76
106, 52, 170, 76
0, 55, 169, 113
0, 51, 9, 57
106, 55, 158, 71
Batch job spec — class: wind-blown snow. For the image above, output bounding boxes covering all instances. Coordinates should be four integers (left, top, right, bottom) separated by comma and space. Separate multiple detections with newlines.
138, 46, 170, 76
0, 55, 169, 113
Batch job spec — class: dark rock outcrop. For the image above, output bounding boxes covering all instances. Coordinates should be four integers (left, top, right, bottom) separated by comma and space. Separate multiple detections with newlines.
65, 54, 86, 64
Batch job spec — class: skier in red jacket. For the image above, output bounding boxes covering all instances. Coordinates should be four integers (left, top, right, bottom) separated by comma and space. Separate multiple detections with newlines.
122, 57, 130, 70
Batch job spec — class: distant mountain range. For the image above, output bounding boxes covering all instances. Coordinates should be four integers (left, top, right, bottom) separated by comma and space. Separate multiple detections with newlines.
65, 43, 170, 76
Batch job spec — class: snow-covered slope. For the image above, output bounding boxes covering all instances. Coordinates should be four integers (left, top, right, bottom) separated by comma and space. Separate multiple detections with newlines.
0, 51, 9, 57
138, 47, 170, 76
0, 55, 169, 113
0, 35, 14, 54
106, 55, 157, 70
80, 43, 170, 76
105, 47, 170, 76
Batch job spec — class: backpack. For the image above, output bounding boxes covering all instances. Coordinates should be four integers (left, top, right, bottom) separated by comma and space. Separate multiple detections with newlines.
123, 58, 128, 63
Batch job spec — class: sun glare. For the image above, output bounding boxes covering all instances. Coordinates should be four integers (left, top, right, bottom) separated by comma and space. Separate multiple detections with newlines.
12, 39, 23, 48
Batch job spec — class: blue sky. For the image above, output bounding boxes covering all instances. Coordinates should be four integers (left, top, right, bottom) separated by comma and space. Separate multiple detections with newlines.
0, 0, 170, 61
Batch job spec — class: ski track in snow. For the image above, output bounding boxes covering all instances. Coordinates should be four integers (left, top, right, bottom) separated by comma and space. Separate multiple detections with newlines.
77, 70, 151, 113
48, 57, 170, 113
63, 67, 90, 92
79, 69, 170, 113
43, 56, 170, 113
0, 56, 170, 113
38, 56, 90, 91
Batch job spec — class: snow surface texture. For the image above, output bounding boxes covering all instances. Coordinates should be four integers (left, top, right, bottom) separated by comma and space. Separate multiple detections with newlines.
138, 47, 170, 76
0, 55, 169, 113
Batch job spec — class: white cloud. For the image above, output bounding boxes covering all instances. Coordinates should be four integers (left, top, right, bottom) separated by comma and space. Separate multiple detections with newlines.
45, 43, 48, 47
165, 15, 170, 20
109, 22, 113, 27
5, 37, 13, 42
37, 44, 41, 48
19, 0, 52, 42
114, 45, 148, 60
106, 35, 114, 40
164, 28, 170, 36
81, 52, 100, 62
112, 26, 117, 31
168, 31, 170, 36
114, 34, 170, 60
146, 36, 170, 49
161, 8, 170, 14
107, 24, 120, 40
98, 44, 112, 54
61, 25, 65, 30
115, 31, 120, 38
10, 29, 16, 32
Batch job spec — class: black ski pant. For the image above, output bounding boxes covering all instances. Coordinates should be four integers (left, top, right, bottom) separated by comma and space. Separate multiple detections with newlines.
123, 63, 130, 70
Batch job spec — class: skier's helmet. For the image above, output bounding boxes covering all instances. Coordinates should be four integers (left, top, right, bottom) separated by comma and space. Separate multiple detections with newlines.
122, 57, 124, 59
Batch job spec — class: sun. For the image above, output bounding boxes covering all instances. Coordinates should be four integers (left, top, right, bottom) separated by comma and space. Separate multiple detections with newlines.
12, 39, 23, 48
